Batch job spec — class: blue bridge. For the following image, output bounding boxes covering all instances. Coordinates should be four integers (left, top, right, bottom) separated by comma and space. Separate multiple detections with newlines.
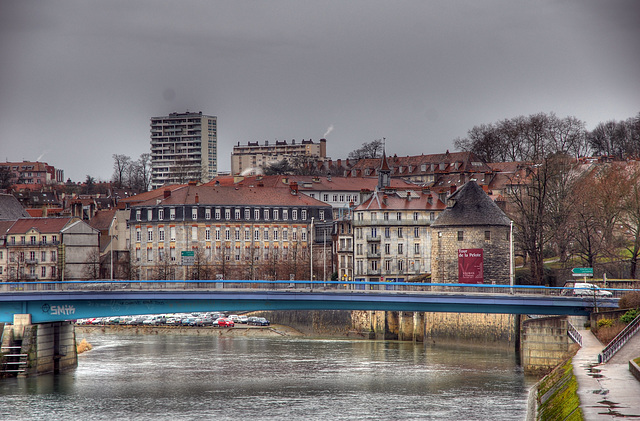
0, 280, 621, 323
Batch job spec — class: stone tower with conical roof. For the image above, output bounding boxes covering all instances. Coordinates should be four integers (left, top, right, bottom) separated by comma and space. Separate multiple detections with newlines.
430, 181, 512, 284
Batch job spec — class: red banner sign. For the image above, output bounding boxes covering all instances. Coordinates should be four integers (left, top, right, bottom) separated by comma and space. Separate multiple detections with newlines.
458, 249, 484, 284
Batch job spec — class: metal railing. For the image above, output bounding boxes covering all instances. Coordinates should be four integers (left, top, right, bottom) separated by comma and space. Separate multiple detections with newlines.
0, 279, 631, 299
567, 321, 583, 347
598, 313, 640, 363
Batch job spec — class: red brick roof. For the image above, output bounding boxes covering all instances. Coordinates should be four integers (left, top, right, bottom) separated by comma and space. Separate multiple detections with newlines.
357, 190, 446, 211
134, 184, 331, 208
7, 217, 74, 234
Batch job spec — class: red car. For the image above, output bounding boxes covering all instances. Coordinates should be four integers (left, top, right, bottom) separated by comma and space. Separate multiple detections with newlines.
214, 318, 234, 327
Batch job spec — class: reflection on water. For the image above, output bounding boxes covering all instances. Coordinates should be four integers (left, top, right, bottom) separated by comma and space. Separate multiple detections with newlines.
0, 333, 535, 421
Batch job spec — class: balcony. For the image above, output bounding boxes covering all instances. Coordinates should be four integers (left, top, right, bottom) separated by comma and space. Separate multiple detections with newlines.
25, 259, 38, 265
367, 268, 381, 276
366, 252, 380, 259
366, 235, 381, 242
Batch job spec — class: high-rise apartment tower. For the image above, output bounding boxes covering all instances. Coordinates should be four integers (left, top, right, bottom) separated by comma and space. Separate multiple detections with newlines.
150, 111, 217, 189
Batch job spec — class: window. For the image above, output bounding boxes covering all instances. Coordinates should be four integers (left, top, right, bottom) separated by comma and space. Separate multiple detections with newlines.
283, 229, 288, 241
170, 208, 176, 220
235, 228, 240, 240
458, 231, 464, 241
215, 208, 221, 220
397, 227, 403, 238
385, 227, 390, 238
292, 209, 298, 220
159, 208, 164, 220
301, 229, 306, 241
292, 228, 297, 241
357, 212, 363, 221
41, 236, 47, 245
136, 248, 141, 261
254, 209, 260, 220
235, 209, 241, 220
385, 243, 390, 254
30, 236, 36, 245
371, 212, 377, 220
51, 266, 57, 278
264, 209, 269, 220
283, 209, 288, 220
205, 227, 211, 241
385, 260, 391, 272
414, 243, 420, 254
413, 212, 419, 221
430, 212, 435, 221
356, 244, 363, 255
159, 248, 165, 261
147, 248, 153, 262
215, 228, 220, 240
41, 251, 46, 262
225, 208, 231, 219
371, 227, 377, 238
398, 244, 404, 254
41, 266, 46, 278
274, 228, 279, 241
191, 207, 197, 220
136, 228, 141, 242
485, 230, 491, 241
170, 247, 176, 261
192, 226, 198, 241
170, 227, 176, 241
333, 194, 338, 201
51, 251, 57, 261
319, 210, 325, 220
397, 212, 402, 221
136, 210, 141, 221
301, 209, 307, 220
147, 228, 153, 242
383, 212, 389, 221
148, 209, 153, 221
273, 209, 279, 220
323, 194, 329, 201
414, 227, 420, 238
245, 209, 250, 220
264, 228, 269, 241
339, 194, 344, 202
398, 259, 404, 272
205, 208, 211, 220
371, 260, 378, 271
244, 228, 250, 241
159, 228, 165, 241
254, 229, 260, 241
29, 251, 36, 261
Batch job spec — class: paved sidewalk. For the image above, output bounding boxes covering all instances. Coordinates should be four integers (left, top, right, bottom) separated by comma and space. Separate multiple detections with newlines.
573, 327, 640, 420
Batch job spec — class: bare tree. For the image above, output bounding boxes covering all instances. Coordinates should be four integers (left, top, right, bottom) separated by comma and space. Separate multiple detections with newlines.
348, 139, 384, 160
112, 154, 132, 188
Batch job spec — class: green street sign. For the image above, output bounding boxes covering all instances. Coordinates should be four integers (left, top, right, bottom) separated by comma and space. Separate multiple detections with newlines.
181, 251, 195, 257
572, 267, 593, 276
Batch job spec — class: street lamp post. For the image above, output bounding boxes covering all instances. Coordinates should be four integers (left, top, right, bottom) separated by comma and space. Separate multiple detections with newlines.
310, 217, 314, 286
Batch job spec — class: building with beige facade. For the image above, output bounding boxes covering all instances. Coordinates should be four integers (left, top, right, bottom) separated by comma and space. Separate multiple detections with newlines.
231, 138, 327, 176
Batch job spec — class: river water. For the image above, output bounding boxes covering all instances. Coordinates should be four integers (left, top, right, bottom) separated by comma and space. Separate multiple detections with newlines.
1, 332, 536, 420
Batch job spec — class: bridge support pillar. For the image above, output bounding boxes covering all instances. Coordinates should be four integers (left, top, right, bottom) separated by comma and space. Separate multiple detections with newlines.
398, 312, 414, 341
521, 316, 575, 374
413, 312, 425, 342
1, 315, 77, 378
372, 311, 399, 340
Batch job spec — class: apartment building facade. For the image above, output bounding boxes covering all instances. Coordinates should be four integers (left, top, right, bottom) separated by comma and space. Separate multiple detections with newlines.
231, 138, 327, 176
127, 182, 333, 281
150, 111, 217, 189
2, 217, 99, 282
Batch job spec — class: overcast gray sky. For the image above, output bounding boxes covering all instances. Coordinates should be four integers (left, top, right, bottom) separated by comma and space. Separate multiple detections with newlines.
1, 0, 639, 182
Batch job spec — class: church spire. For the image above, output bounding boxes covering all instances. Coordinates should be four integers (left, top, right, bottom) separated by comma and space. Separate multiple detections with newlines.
378, 148, 391, 189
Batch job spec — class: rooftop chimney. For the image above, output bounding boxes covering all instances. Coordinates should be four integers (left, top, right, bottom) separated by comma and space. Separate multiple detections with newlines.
195, 193, 199, 203
290, 182, 299, 195
407, 191, 412, 201
164, 189, 171, 199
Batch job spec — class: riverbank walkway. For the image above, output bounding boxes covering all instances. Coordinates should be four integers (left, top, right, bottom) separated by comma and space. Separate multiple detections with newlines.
573, 327, 640, 419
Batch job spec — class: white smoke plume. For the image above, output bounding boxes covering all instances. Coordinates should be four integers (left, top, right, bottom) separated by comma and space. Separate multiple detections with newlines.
323, 124, 334, 138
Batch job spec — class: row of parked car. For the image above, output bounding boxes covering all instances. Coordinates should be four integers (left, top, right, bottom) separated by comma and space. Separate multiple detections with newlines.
76, 312, 270, 327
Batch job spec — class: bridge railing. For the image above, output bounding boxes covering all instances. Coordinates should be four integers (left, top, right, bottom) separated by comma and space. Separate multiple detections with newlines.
598, 313, 640, 364
0, 279, 630, 299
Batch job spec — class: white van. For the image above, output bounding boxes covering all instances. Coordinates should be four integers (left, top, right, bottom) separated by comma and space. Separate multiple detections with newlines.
573, 282, 613, 297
